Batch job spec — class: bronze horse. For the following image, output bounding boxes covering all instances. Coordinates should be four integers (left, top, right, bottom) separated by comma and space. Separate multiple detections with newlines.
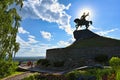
74, 18, 92, 30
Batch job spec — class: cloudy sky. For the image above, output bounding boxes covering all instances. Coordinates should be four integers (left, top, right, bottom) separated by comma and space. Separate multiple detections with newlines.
16, 0, 120, 57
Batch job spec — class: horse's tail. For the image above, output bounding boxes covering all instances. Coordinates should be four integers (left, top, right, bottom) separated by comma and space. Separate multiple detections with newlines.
89, 21, 92, 25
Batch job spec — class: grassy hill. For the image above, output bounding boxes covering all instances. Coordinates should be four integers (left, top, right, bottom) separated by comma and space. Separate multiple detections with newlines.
68, 36, 120, 48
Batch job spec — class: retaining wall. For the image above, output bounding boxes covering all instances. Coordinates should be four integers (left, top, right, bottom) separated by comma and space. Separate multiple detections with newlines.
46, 47, 120, 66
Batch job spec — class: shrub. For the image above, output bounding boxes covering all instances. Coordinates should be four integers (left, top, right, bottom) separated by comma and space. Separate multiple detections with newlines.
53, 61, 64, 67
66, 68, 114, 80
65, 70, 84, 80
109, 57, 120, 69
88, 68, 113, 80
66, 72, 77, 80
37, 59, 50, 67
0, 60, 18, 78
109, 57, 120, 80
23, 74, 68, 80
116, 71, 120, 80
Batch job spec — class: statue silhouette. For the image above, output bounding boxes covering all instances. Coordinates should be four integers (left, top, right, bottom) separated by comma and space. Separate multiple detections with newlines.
74, 12, 92, 30
80, 12, 89, 23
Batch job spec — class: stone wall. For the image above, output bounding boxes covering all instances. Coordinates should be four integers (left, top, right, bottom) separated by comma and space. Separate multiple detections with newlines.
46, 47, 120, 66
46, 30, 120, 67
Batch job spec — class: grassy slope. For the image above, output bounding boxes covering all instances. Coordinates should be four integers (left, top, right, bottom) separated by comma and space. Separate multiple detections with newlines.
1, 72, 24, 80
67, 36, 120, 48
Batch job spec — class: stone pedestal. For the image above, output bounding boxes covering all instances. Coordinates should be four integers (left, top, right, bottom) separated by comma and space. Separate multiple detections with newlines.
73, 29, 99, 41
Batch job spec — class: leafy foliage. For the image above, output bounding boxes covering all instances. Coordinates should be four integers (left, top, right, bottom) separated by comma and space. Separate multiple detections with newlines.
22, 74, 68, 80
66, 68, 114, 80
0, 0, 22, 78
0, 0, 22, 61
22, 68, 116, 80
109, 57, 120, 70
0, 60, 18, 78
109, 57, 120, 80
65, 70, 82, 80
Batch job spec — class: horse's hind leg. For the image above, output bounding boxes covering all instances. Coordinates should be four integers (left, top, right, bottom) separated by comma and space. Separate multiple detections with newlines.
86, 25, 89, 29
76, 24, 80, 30
75, 25, 79, 30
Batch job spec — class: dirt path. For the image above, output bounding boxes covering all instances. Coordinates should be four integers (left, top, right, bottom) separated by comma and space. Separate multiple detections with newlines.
2, 71, 34, 80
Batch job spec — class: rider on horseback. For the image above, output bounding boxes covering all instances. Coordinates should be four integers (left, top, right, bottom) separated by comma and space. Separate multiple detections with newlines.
74, 12, 92, 30
80, 12, 89, 23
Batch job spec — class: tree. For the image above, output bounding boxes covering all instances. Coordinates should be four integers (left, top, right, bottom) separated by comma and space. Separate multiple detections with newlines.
13, 42, 20, 60
0, 0, 23, 61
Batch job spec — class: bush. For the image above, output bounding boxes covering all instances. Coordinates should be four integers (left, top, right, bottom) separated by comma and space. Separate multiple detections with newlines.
37, 59, 50, 67
0, 60, 18, 78
89, 68, 113, 80
66, 70, 84, 80
94, 54, 109, 64
23, 74, 68, 80
53, 61, 64, 67
66, 72, 77, 80
66, 68, 114, 80
109, 57, 120, 69
109, 57, 120, 80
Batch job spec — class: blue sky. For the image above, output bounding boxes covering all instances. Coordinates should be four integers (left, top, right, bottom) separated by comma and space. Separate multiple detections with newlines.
16, 0, 120, 57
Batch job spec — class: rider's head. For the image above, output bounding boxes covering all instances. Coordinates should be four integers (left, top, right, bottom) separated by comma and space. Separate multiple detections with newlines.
82, 12, 89, 16
83, 12, 85, 15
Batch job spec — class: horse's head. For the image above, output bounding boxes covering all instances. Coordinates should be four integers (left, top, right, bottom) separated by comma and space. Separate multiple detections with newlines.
74, 18, 80, 24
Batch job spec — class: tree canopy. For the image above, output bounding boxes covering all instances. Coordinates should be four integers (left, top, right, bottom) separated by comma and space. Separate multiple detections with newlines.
0, 0, 23, 61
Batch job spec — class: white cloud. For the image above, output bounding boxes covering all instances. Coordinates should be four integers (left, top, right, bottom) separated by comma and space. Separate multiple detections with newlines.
28, 35, 38, 44
16, 27, 42, 56
18, 27, 29, 34
17, 37, 42, 56
40, 31, 52, 41
16, 28, 74, 57
16, 35, 46, 57
16, 29, 74, 57
57, 37, 75, 48
28, 35, 35, 39
16, 35, 58, 57
57, 40, 70, 47
16, 35, 30, 47
18, 27, 38, 44
19, 0, 73, 35
96, 28, 118, 36
88, 25, 100, 30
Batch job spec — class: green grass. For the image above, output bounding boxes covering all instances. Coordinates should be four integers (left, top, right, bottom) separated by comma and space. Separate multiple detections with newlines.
68, 36, 120, 48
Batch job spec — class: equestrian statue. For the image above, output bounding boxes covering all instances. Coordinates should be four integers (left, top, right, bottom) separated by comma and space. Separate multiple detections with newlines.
74, 12, 92, 30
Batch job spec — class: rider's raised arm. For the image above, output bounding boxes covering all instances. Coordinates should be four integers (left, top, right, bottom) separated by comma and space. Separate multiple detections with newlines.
86, 12, 89, 17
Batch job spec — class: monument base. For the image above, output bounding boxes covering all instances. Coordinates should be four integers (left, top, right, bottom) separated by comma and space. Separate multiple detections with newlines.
73, 29, 99, 41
